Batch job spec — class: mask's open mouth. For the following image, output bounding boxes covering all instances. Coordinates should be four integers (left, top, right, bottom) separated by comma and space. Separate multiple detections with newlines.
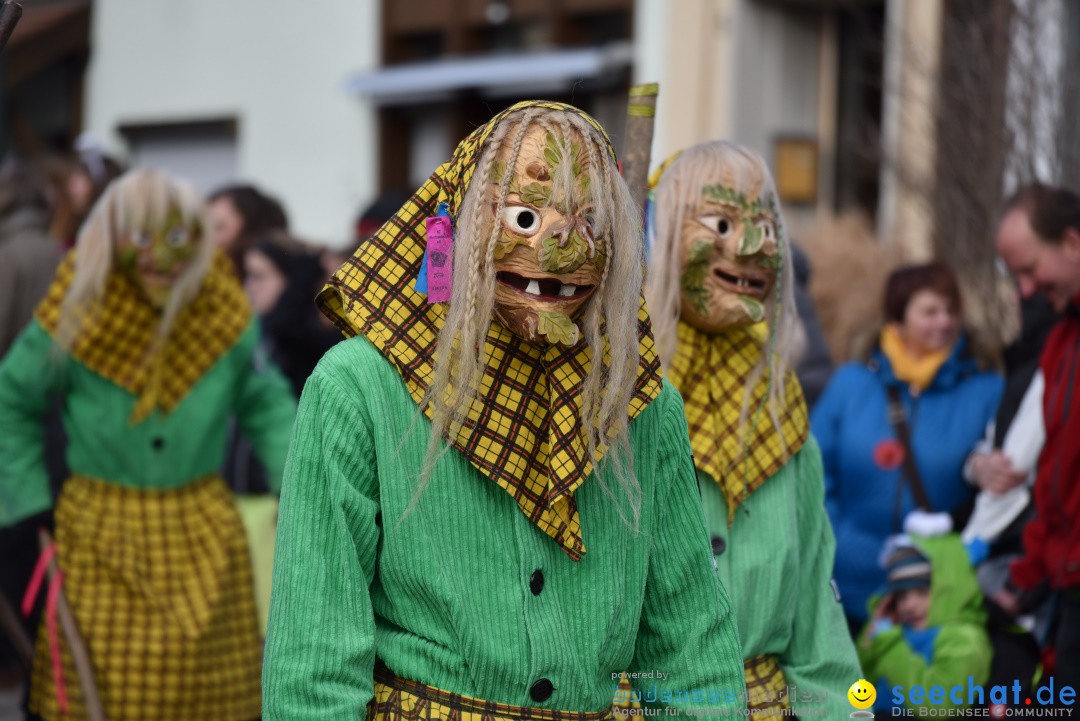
496, 271, 594, 301
712, 267, 769, 299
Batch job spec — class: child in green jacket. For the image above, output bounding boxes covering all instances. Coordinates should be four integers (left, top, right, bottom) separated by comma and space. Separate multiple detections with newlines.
859, 535, 992, 714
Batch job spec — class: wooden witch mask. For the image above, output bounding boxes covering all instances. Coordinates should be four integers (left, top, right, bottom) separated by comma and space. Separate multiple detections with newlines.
488, 122, 608, 346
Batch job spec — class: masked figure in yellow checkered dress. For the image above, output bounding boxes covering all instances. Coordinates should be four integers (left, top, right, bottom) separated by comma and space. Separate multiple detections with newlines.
0, 169, 298, 721
262, 101, 746, 721
631, 141, 861, 718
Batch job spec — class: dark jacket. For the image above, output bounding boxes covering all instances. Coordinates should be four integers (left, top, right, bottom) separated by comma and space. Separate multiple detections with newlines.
0, 209, 62, 357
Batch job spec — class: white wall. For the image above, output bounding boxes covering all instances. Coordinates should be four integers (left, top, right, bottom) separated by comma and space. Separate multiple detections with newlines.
731, 2, 821, 164
632, 0, 821, 175
85, 0, 380, 246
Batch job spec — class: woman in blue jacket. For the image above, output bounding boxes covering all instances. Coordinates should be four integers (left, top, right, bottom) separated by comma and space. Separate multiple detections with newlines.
811, 263, 1002, 629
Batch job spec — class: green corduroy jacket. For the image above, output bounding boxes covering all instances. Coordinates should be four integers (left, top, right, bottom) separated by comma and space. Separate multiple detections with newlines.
0, 319, 297, 527
262, 335, 747, 720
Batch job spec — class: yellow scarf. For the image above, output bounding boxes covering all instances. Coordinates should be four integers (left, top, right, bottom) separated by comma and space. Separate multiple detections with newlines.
35, 250, 250, 425
318, 101, 663, 561
879, 325, 953, 391
665, 321, 809, 523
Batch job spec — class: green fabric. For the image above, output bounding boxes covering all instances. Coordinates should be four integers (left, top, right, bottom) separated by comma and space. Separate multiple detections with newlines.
0, 319, 297, 526
697, 438, 862, 718
858, 535, 991, 710
262, 336, 746, 720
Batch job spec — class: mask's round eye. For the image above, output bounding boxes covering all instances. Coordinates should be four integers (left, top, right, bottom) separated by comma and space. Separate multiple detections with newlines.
582, 209, 597, 232
500, 205, 541, 235
756, 220, 776, 242
699, 215, 735, 238
166, 227, 189, 247
131, 231, 151, 248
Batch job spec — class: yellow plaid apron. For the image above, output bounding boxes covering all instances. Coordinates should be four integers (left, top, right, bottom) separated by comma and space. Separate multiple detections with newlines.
665, 321, 808, 522
318, 101, 663, 560
34, 249, 250, 425
611, 655, 787, 717
370, 664, 614, 721
29, 475, 263, 721
742, 655, 790, 717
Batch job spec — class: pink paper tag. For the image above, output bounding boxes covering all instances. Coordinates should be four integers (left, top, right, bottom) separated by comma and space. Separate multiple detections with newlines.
425, 216, 453, 303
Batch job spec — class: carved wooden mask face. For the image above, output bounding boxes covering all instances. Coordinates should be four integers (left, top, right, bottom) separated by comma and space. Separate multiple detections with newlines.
114, 206, 199, 309
489, 123, 607, 346
677, 164, 780, 333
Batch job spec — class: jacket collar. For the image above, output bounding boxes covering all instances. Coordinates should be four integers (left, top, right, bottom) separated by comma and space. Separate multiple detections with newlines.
868, 334, 976, 392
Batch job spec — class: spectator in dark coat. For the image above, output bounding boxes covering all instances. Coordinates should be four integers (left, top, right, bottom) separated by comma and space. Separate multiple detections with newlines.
791, 242, 833, 406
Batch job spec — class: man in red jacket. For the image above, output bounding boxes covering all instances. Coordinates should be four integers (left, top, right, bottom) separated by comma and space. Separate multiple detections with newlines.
995, 183, 1080, 692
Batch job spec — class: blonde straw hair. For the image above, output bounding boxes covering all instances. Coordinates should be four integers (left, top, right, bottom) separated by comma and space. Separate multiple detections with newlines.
55, 168, 215, 359
414, 108, 647, 525
646, 140, 800, 441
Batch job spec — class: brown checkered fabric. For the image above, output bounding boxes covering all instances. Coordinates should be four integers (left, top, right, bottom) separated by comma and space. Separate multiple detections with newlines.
28, 475, 263, 721
610, 674, 641, 711
369, 664, 614, 721
318, 100, 663, 560
743, 654, 789, 717
665, 321, 808, 523
612, 657, 788, 715
34, 249, 250, 425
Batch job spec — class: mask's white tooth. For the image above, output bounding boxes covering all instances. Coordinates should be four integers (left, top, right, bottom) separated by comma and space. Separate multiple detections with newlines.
526, 280, 541, 296
558, 284, 576, 297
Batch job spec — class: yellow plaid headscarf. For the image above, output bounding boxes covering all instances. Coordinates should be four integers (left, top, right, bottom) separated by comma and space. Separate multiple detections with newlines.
666, 321, 808, 523
318, 101, 663, 560
35, 250, 250, 425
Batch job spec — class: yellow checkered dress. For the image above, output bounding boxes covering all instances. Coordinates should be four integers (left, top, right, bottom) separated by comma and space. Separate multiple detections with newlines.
371, 664, 614, 721
29, 476, 263, 721
318, 100, 663, 560
612, 656, 788, 717
665, 321, 808, 522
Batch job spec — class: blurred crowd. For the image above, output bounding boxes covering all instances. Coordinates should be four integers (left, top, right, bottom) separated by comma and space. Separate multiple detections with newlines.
1, 126, 1078, 719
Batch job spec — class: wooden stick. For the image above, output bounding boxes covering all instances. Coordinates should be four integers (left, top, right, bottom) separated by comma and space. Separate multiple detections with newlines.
621, 83, 660, 213
0, 589, 34, 670
0, 2, 22, 55
38, 529, 106, 721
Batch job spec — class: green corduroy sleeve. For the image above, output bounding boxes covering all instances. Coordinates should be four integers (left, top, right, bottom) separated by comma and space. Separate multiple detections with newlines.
231, 322, 298, 494
779, 437, 863, 718
858, 624, 992, 710
629, 386, 747, 711
0, 321, 67, 527
262, 364, 380, 721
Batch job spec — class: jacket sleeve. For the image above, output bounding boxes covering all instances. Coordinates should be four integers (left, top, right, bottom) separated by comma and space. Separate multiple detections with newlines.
628, 385, 746, 712
1009, 507, 1050, 591
0, 321, 67, 527
232, 322, 298, 493
857, 624, 991, 710
779, 437, 863, 719
262, 362, 380, 721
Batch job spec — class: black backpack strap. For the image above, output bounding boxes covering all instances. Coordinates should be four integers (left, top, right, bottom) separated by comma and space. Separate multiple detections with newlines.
885, 385, 934, 512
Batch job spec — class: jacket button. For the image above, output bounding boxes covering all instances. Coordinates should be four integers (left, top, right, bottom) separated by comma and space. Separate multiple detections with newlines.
151, 437, 165, 450
529, 569, 544, 596
530, 678, 554, 702
711, 535, 726, 555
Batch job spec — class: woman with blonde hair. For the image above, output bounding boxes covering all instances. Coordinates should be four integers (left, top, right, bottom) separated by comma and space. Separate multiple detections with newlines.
263, 101, 745, 720
0, 168, 297, 721
640, 140, 860, 719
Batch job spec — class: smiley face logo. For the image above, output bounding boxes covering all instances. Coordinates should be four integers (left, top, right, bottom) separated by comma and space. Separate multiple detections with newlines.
848, 679, 876, 710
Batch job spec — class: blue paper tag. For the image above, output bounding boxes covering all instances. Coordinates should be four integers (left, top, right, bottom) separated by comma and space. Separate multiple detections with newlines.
644, 190, 655, 265
415, 202, 452, 295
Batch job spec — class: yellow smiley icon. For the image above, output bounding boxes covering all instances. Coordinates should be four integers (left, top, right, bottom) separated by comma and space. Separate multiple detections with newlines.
848, 679, 876, 710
